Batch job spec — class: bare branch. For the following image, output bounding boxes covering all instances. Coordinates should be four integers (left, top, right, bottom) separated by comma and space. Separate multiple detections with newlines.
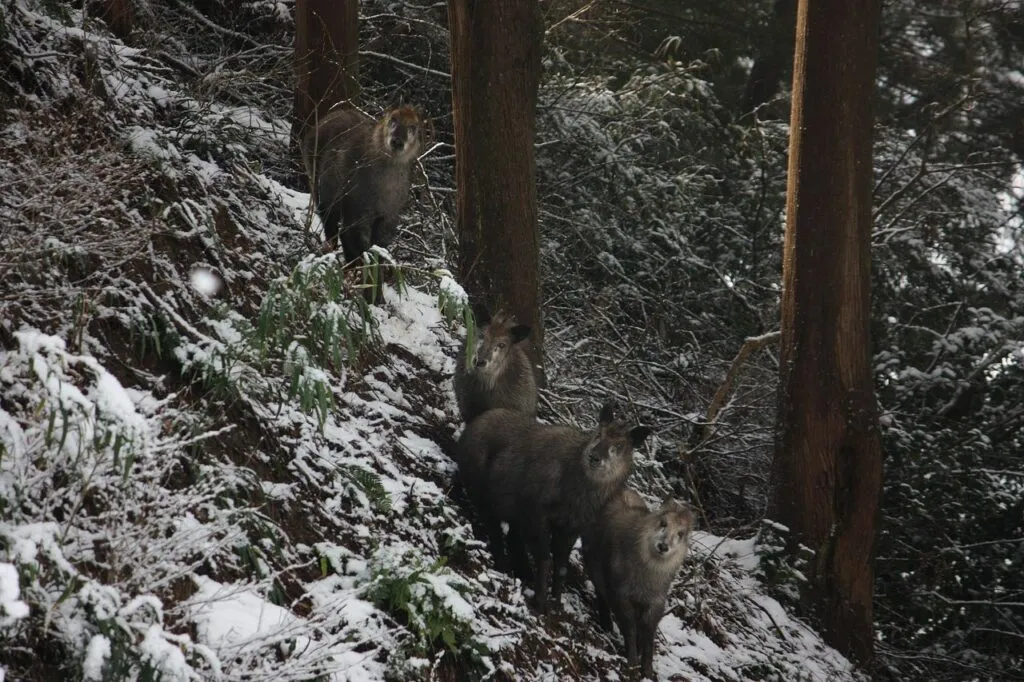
704, 331, 781, 440
937, 342, 1018, 419
359, 50, 450, 79
168, 0, 264, 50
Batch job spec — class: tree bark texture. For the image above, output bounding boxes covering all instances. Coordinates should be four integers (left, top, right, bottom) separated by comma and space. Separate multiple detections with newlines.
292, 0, 360, 148
772, 0, 884, 664
448, 0, 545, 383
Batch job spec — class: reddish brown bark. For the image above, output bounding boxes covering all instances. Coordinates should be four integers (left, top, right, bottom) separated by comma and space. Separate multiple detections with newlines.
292, 0, 359, 148
772, 0, 884, 663
448, 0, 545, 384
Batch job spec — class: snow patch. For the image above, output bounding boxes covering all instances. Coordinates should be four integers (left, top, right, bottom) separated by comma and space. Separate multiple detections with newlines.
0, 563, 29, 626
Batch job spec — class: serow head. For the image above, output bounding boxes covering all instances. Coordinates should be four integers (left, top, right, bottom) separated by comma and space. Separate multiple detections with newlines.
385, 106, 425, 161
584, 401, 652, 480
648, 499, 696, 561
469, 311, 530, 377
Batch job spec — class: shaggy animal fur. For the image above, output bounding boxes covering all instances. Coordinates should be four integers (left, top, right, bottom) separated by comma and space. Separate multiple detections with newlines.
301, 106, 424, 264
582, 496, 696, 678
456, 402, 651, 613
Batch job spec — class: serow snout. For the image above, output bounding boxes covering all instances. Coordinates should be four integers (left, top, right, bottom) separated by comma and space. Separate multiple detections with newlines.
657, 541, 669, 554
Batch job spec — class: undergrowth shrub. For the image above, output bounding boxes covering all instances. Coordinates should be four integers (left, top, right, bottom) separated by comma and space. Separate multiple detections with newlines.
751, 519, 811, 609
436, 271, 479, 372
0, 330, 234, 680
168, 255, 383, 428
362, 546, 489, 679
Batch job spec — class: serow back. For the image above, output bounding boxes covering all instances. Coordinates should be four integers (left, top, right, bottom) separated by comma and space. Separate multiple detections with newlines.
481, 401, 652, 614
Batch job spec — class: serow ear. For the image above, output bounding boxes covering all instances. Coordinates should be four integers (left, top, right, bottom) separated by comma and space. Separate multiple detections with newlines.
659, 496, 682, 512
599, 401, 617, 425
472, 302, 491, 327
510, 325, 531, 343
629, 425, 653, 447
682, 505, 698, 528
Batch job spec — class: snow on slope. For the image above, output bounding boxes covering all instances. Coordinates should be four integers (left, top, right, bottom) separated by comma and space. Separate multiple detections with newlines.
0, 1, 865, 680
0, 288, 863, 681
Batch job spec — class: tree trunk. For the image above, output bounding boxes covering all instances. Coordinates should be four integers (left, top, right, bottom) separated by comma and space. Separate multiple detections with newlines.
292, 0, 360, 149
771, 0, 883, 664
448, 0, 545, 384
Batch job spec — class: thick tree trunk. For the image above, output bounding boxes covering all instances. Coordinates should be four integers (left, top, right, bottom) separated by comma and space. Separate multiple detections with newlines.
448, 0, 545, 384
772, 0, 883, 663
292, 0, 359, 148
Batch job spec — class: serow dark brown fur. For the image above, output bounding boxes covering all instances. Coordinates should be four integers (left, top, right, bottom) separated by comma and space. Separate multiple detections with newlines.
301, 106, 424, 265
456, 402, 652, 613
582, 493, 696, 679
453, 309, 537, 425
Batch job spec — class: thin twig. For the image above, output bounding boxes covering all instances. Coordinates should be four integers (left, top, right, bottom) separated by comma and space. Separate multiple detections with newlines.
169, 0, 264, 50
359, 50, 450, 80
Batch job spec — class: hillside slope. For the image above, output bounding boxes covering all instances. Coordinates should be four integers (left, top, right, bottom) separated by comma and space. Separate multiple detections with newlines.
1, 2, 863, 680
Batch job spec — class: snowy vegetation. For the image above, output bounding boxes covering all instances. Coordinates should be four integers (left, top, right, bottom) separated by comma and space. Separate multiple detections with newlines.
1, 1, 1021, 681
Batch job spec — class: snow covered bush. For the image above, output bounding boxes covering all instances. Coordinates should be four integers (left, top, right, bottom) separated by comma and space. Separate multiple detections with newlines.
362, 545, 489, 676
0, 331, 230, 679
868, 122, 1024, 677
171, 255, 384, 430
0, 563, 29, 627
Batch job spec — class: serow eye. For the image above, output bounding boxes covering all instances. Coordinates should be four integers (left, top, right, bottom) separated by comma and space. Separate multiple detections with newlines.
497, 342, 506, 349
